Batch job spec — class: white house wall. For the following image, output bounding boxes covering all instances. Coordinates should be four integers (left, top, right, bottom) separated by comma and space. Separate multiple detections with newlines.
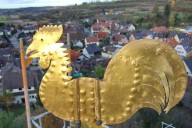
175, 45, 187, 57
102, 52, 112, 58
128, 25, 135, 32
14, 93, 37, 104
83, 49, 91, 58
174, 35, 180, 43
6, 86, 36, 104
74, 42, 83, 47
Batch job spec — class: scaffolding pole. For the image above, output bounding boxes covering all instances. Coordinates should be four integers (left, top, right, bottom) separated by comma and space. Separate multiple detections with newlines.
20, 38, 32, 128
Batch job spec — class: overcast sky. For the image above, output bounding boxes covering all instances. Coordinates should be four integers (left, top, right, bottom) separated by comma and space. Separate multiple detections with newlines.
0, 0, 108, 9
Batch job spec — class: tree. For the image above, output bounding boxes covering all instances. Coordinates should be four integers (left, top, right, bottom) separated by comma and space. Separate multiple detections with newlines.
187, 14, 192, 23
0, 91, 13, 110
0, 23, 5, 27
169, 13, 175, 27
152, 5, 159, 14
164, 4, 170, 16
83, 21, 90, 28
94, 65, 105, 79
174, 13, 180, 26
2, 33, 10, 43
102, 9, 106, 15
171, 0, 176, 10
0, 111, 14, 128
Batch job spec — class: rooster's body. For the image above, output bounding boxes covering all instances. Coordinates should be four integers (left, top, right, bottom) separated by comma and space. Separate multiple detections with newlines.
26, 25, 187, 125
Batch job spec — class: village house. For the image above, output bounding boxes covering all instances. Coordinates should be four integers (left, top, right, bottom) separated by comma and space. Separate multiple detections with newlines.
106, 20, 119, 30
91, 22, 111, 35
177, 33, 192, 43
100, 22, 111, 29
65, 22, 84, 32
0, 48, 15, 66
168, 32, 180, 43
102, 45, 120, 58
166, 38, 178, 48
3, 27, 12, 36
72, 40, 83, 48
85, 37, 100, 46
153, 33, 167, 41
100, 27, 111, 34
129, 33, 143, 41
185, 26, 192, 33
118, 24, 135, 34
70, 50, 82, 62
77, 54, 89, 62
83, 43, 101, 59
18, 33, 33, 45
175, 39, 192, 58
141, 30, 153, 39
151, 26, 168, 33
0, 63, 40, 104
97, 31, 110, 40
110, 34, 128, 45
70, 31, 86, 41
91, 23, 102, 35
22, 24, 38, 33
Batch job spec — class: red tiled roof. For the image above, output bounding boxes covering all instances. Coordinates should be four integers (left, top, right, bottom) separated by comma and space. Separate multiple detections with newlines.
152, 26, 168, 33
97, 32, 109, 39
85, 37, 99, 43
70, 50, 82, 62
92, 23, 101, 29
100, 22, 110, 28
167, 38, 178, 48
92, 22, 111, 29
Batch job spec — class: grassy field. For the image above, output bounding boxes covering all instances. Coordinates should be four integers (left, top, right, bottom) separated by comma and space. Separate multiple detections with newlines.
0, 16, 9, 22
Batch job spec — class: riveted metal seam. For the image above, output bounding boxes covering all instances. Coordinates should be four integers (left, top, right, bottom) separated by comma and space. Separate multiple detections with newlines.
94, 79, 101, 121
74, 79, 80, 120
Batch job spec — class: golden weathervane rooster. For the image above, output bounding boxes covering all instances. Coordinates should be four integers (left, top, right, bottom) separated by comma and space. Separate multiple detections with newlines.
26, 25, 187, 127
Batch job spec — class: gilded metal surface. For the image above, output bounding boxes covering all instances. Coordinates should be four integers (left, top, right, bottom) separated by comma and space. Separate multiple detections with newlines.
26, 25, 187, 125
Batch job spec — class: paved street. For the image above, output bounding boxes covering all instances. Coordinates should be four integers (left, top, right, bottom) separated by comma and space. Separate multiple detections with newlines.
9, 30, 22, 49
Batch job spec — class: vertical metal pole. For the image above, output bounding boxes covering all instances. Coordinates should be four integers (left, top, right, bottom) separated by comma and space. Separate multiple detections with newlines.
67, 33, 70, 48
67, 33, 72, 76
39, 118, 42, 128
20, 38, 32, 128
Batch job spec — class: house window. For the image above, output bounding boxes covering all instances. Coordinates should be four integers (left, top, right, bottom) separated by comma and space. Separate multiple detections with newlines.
19, 88, 22, 91
32, 95, 34, 98
28, 87, 31, 90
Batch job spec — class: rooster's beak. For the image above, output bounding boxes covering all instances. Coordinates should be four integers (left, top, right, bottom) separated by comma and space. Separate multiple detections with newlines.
26, 46, 39, 58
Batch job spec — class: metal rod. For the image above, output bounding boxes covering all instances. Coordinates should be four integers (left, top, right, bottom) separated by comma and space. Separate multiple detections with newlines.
31, 119, 41, 128
20, 38, 32, 128
39, 118, 42, 128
